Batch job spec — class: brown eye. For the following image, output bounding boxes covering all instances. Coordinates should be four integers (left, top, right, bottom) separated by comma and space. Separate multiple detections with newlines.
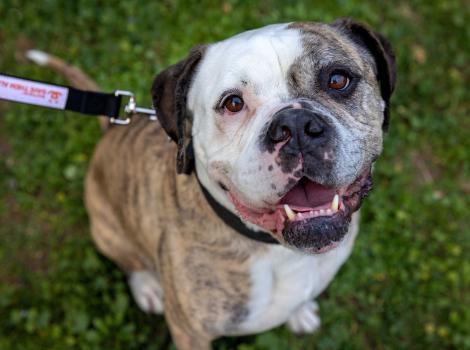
223, 95, 244, 113
328, 73, 350, 90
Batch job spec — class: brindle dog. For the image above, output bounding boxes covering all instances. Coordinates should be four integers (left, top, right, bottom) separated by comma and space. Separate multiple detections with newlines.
33, 18, 396, 350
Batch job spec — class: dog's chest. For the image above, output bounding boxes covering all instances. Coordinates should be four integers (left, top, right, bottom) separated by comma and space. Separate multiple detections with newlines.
236, 229, 357, 335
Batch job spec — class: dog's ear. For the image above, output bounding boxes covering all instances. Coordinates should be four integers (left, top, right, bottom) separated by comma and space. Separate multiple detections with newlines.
332, 18, 396, 131
151, 45, 206, 174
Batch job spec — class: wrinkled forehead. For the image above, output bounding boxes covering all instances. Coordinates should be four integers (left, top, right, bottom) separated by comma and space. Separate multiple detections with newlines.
289, 22, 368, 68
188, 22, 365, 107
189, 24, 300, 105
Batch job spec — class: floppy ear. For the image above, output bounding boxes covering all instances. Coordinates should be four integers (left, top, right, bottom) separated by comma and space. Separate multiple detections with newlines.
151, 45, 206, 174
332, 18, 396, 131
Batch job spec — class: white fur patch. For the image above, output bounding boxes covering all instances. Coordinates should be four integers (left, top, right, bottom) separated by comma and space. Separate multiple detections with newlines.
236, 212, 360, 335
286, 300, 321, 334
25, 49, 49, 66
190, 23, 304, 211
128, 270, 164, 314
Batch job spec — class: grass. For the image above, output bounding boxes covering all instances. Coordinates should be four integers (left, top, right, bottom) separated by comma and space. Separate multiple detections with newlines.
0, 0, 468, 349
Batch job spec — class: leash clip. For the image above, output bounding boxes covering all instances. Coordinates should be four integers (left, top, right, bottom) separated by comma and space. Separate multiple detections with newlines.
112, 90, 157, 125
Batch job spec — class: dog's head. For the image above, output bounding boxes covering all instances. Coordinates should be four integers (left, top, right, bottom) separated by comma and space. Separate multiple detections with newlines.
152, 19, 396, 253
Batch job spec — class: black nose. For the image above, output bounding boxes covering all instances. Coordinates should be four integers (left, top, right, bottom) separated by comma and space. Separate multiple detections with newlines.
267, 108, 330, 152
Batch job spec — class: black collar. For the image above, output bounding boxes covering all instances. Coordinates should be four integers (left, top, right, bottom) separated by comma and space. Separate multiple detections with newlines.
197, 177, 279, 245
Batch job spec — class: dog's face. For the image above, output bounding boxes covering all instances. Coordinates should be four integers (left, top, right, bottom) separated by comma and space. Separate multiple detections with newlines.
152, 19, 395, 254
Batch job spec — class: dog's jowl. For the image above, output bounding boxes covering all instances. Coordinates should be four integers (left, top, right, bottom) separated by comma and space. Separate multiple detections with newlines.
85, 18, 395, 350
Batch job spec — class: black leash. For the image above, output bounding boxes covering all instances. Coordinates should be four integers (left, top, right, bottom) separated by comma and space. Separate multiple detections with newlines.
0, 73, 279, 245
0, 73, 157, 125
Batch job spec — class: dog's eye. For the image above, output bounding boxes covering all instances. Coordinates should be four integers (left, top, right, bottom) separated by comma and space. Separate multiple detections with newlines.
223, 95, 244, 113
328, 72, 350, 91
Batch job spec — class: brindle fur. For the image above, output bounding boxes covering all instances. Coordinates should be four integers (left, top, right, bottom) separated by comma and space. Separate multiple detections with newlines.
86, 118, 266, 349
85, 19, 395, 350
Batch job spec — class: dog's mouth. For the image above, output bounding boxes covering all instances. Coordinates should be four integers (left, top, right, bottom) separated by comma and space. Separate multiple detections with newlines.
229, 169, 373, 253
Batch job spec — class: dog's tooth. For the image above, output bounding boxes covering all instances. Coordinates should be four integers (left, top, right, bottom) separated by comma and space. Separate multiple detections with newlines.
331, 194, 339, 212
284, 204, 296, 221
319, 209, 325, 215
297, 212, 304, 219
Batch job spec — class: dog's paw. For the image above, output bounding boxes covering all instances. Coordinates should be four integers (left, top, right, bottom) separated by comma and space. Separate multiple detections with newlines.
128, 270, 164, 314
286, 300, 321, 334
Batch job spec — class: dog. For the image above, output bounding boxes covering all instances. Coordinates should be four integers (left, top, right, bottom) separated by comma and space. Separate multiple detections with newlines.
78, 18, 394, 349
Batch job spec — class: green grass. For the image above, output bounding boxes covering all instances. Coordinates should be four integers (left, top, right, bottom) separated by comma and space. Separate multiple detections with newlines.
0, 0, 468, 349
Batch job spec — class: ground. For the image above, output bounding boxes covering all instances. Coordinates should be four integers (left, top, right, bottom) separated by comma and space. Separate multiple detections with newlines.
0, 1, 469, 349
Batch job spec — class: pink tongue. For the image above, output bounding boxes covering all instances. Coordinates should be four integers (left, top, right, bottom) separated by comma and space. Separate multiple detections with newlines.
280, 178, 335, 208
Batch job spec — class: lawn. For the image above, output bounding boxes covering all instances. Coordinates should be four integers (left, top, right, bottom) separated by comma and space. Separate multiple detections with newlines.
0, 0, 468, 349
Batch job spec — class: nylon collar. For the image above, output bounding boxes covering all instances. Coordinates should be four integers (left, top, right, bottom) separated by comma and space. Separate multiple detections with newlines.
196, 175, 279, 245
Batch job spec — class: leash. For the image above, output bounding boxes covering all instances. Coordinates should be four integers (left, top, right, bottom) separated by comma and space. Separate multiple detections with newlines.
0, 73, 279, 245
0, 73, 157, 125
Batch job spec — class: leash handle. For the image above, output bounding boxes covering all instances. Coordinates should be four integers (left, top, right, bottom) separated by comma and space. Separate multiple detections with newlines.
0, 73, 157, 125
